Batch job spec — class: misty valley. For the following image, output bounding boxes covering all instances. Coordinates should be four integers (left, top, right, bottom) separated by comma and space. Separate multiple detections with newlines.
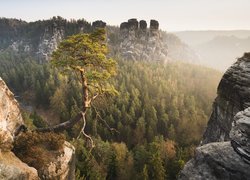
0, 3, 250, 180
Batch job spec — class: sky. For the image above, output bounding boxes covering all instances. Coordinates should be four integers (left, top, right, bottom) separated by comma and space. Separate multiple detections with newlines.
1, 0, 250, 31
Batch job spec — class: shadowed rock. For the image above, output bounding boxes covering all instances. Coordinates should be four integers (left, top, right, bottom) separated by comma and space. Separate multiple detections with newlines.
139, 20, 147, 30
180, 107, 250, 180
120, 22, 129, 30
202, 52, 250, 144
92, 20, 106, 28
128, 18, 138, 30
150, 19, 159, 30
180, 54, 250, 179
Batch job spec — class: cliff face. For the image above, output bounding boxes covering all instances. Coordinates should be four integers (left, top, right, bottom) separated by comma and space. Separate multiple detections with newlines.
0, 77, 75, 180
179, 53, 250, 180
179, 107, 250, 180
0, 77, 39, 179
119, 19, 168, 61
202, 53, 250, 144
0, 17, 92, 62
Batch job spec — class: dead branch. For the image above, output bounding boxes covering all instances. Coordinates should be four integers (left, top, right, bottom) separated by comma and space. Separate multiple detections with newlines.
92, 105, 120, 134
77, 112, 95, 149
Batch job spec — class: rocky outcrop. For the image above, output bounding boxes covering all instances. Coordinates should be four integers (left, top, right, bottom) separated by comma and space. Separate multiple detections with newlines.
179, 107, 250, 180
179, 53, 250, 179
0, 77, 39, 179
0, 77, 75, 179
0, 77, 24, 151
37, 25, 64, 61
0, 151, 38, 180
39, 142, 75, 180
92, 20, 106, 29
119, 18, 168, 61
202, 53, 250, 144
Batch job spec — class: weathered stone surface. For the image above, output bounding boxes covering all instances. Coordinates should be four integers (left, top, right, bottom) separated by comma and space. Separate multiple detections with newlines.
120, 22, 129, 30
0, 151, 39, 180
150, 19, 159, 30
202, 52, 250, 144
180, 107, 250, 179
0, 77, 39, 179
40, 142, 75, 180
0, 77, 23, 151
119, 19, 167, 61
127, 18, 138, 31
0, 77, 75, 179
230, 107, 250, 164
37, 24, 64, 62
139, 20, 147, 30
180, 55, 250, 179
179, 142, 250, 180
92, 20, 106, 29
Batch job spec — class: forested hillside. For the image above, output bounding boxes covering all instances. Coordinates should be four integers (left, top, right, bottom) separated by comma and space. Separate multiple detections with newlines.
0, 50, 222, 179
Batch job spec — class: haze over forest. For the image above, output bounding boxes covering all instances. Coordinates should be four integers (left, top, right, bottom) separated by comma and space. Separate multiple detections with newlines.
0, 1, 250, 180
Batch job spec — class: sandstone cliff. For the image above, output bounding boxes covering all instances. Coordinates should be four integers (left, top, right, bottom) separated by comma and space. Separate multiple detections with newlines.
0, 77, 75, 180
119, 19, 168, 61
203, 53, 250, 144
179, 53, 250, 179
0, 77, 39, 179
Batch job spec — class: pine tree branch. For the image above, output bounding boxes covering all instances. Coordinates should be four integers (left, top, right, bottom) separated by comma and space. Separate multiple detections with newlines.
92, 105, 120, 134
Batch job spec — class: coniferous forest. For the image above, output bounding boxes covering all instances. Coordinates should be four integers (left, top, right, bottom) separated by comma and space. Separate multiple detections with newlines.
0, 49, 221, 179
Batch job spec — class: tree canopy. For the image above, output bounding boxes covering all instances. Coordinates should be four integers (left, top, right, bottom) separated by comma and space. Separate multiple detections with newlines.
37, 28, 117, 136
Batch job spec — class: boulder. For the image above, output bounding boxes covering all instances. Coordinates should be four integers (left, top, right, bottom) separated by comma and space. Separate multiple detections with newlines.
179, 142, 250, 180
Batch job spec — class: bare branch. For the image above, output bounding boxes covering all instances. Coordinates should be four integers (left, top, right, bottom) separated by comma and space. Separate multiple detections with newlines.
36, 113, 82, 133
77, 112, 95, 150
92, 105, 120, 134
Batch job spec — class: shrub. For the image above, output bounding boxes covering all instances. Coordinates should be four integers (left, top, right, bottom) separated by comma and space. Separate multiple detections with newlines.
13, 131, 65, 171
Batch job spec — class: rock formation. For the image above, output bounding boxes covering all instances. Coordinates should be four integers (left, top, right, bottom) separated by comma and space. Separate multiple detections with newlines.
0, 77, 75, 180
39, 141, 75, 179
92, 20, 106, 29
119, 18, 168, 61
179, 53, 250, 179
0, 77, 39, 179
179, 108, 250, 180
37, 25, 64, 62
203, 52, 250, 144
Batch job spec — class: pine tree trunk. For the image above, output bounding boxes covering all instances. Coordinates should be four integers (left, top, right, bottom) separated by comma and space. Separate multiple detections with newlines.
36, 71, 89, 133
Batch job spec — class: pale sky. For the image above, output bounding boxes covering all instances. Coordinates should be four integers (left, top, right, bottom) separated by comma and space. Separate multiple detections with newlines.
0, 0, 250, 31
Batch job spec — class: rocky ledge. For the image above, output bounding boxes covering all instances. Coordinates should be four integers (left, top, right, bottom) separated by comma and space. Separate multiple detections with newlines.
179, 107, 250, 180
0, 77, 75, 180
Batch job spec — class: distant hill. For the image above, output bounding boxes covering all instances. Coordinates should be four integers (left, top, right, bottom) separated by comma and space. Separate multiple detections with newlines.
174, 30, 250, 46
174, 31, 250, 71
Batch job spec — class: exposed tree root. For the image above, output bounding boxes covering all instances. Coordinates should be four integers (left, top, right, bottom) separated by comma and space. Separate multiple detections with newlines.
77, 112, 95, 150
